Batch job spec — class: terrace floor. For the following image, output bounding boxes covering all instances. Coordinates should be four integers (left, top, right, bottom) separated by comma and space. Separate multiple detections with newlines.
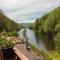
0, 42, 44, 60
14, 43, 43, 60
0, 36, 43, 60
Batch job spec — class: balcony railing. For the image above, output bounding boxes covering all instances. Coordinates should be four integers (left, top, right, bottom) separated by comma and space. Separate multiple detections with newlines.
0, 47, 29, 60
14, 47, 29, 60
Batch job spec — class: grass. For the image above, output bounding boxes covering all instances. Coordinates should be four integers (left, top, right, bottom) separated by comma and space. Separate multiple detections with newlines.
50, 51, 60, 60
29, 43, 60, 60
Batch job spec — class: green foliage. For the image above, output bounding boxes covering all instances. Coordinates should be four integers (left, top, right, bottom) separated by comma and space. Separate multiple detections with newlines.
8, 31, 18, 37
0, 10, 21, 32
32, 7, 60, 51
0, 29, 18, 37
30, 43, 54, 60
0, 30, 8, 36
54, 33, 60, 52
29, 25, 33, 29
55, 22, 60, 33
51, 51, 60, 60
0, 38, 14, 48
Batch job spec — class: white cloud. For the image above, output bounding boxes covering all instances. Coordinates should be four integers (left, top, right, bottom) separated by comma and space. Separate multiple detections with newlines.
0, 0, 60, 23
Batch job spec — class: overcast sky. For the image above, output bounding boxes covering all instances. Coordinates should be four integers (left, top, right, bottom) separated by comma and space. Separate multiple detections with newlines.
0, 0, 60, 23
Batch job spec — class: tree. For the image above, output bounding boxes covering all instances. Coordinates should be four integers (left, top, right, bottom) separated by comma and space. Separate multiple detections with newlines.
32, 7, 60, 51
0, 10, 21, 32
54, 33, 60, 52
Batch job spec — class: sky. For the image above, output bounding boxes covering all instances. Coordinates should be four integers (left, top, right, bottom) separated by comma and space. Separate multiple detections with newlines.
0, 0, 60, 23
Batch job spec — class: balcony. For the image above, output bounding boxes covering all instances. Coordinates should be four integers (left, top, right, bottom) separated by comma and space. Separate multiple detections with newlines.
0, 44, 41, 60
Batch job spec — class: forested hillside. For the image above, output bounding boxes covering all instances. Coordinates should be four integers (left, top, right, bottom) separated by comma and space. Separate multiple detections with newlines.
0, 10, 21, 32
32, 7, 60, 52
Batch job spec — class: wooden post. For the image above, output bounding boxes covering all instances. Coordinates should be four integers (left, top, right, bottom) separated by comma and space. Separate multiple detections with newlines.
0, 46, 4, 60
17, 56, 21, 60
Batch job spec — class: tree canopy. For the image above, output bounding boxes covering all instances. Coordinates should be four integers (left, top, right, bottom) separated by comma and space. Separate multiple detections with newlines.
0, 10, 21, 32
32, 7, 60, 52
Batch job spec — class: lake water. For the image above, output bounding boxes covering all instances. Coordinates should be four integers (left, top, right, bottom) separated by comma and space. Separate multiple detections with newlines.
18, 28, 47, 52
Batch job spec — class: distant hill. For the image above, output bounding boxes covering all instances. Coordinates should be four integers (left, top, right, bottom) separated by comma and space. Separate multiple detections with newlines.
0, 10, 21, 32
20, 23, 33, 28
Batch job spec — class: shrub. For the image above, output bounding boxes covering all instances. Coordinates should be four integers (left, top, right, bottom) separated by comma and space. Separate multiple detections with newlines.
0, 38, 14, 48
8, 31, 18, 37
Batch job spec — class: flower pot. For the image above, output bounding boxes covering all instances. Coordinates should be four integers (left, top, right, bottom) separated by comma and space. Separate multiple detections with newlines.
2, 47, 16, 59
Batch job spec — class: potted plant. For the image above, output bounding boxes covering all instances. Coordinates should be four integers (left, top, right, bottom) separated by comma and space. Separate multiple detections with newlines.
0, 38, 15, 59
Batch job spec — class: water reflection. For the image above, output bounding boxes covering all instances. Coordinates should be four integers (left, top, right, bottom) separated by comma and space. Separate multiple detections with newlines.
18, 28, 47, 51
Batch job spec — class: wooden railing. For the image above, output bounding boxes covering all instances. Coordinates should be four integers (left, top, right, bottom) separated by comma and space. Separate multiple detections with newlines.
0, 47, 4, 60
14, 47, 29, 60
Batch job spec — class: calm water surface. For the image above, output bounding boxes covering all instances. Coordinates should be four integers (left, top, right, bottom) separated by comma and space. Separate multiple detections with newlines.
18, 28, 47, 51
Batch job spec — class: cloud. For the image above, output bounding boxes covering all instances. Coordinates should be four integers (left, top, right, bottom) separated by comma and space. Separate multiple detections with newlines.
0, 0, 60, 23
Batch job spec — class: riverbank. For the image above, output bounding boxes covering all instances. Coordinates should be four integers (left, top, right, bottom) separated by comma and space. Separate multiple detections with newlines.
29, 43, 52, 60
29, 43, 60, 60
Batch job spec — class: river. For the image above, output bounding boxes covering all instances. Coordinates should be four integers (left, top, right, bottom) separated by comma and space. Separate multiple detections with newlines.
18, 28, 47, 52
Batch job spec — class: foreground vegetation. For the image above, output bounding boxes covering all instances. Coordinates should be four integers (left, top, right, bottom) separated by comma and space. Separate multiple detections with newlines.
30, 43, 60, 60
0, 38, 14, 48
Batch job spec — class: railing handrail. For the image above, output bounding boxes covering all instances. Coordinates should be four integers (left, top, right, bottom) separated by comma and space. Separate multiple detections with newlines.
13, 47, 29, 60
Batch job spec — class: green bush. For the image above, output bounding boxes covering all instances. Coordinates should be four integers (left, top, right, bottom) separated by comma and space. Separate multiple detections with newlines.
1, 31, 8, 36
8, 31, 18, 37
0, 38, 14, 48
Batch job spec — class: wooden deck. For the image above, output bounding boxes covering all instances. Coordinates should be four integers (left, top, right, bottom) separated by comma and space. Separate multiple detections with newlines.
0, 37, 43, 60
14, 47, 29, 60
0, 43, 43, 60
13, 44, 41, 60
